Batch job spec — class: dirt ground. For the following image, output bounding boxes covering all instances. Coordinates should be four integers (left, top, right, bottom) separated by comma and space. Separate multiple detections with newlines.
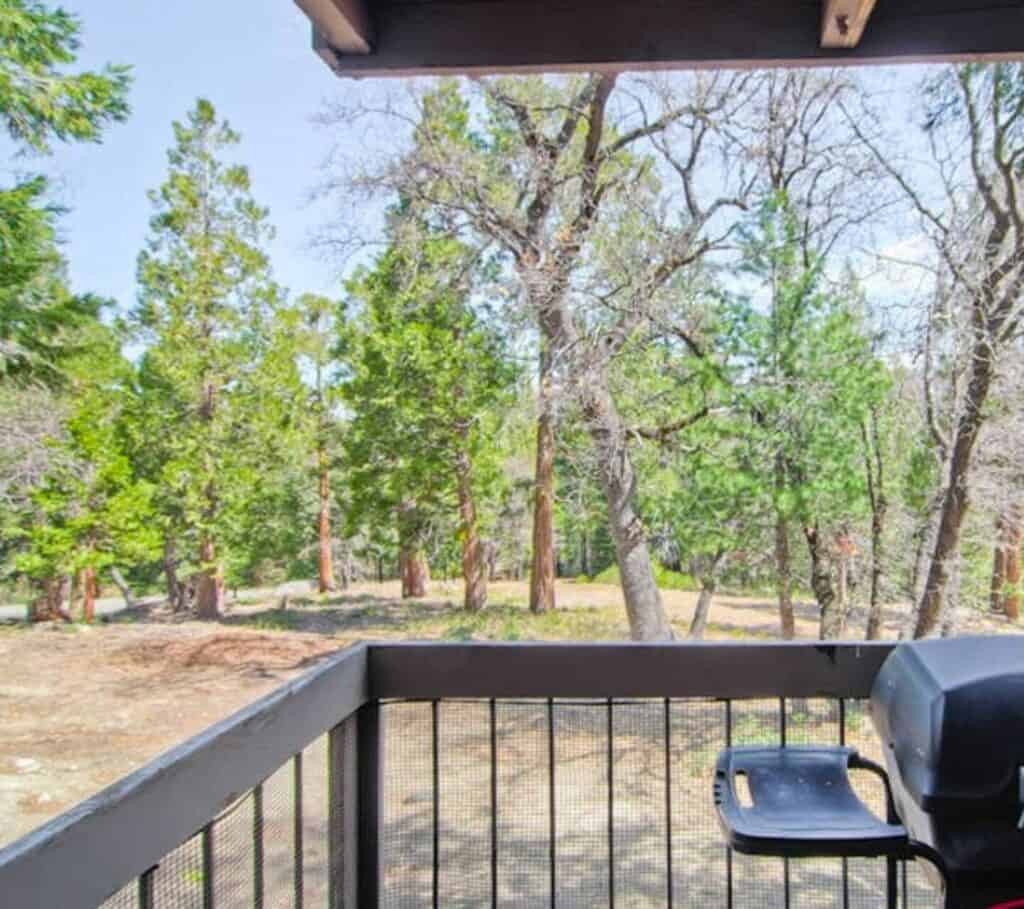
0, 578, 1014, 851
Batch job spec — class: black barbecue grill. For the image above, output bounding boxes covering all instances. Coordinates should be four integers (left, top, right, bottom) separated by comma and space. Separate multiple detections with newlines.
714, 637, 1024, 909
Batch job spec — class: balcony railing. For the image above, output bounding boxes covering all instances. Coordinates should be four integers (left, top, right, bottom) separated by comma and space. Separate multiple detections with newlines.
0, 642, 939, 907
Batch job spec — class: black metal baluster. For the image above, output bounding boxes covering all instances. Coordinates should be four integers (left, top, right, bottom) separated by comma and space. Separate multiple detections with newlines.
357, 702, 382, 908
839, 700, 849, 909
201, 824, 215, 909
490, 698, 498, 909
664, 698, 673, 909
726, 699, 733, 909
253, 783, 264, 909
432, 699, 440, 909
294, 754, 304, 909
607, 698, 615, 909
548, 697, 556, 909
781, 698, 790, 909
138, 867, 155, 909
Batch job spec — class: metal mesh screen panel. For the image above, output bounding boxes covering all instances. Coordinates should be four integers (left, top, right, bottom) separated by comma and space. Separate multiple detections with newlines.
438, 701, 491, 907
378, 696, 934, 908
553, 701, 610, 906
671, 699, 726, 906
494, 700, 550, 907
382, 700, 434, 906
260, 758, 299, 907
302, 733, 330, 907
150, 830, 205, 908
612, 701, 668, 907
211, 794, 255, 908
98, 881, 137, 909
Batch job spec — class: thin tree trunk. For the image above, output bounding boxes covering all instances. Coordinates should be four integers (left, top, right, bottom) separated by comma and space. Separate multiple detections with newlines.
862, 413, 888, 640
689, 585, 715, 639
194, 536, 224, 619
79, 565, 98, 623
579, 373, 673, 641
163, 536, 185, 611
456, 445, 488, 612
865, 503, 887, 640
806, 525, 842, 639
110, 567, 137, 609
688, 552, 724, 639
991, 513, 1009, 613
193, 376, 223, 620
1006, 522, 1022, 621
775, 511, 796, 640
914, 345, 994, 637
529, 351, 556, 613
939, 549, 962, 638
317, 447, 335, 594
991, 506, 1022, 620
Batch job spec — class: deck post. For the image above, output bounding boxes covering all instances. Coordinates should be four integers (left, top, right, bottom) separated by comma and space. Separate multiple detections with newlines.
328, 714, 360, 908
357, 700, 383, 907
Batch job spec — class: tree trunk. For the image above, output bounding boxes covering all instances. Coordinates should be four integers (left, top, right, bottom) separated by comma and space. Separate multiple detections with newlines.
861, 410, 888, 640
806, 525, 842, 640
991, 513, 1008, 613
110, 567, 137, 608
990, 506, 1022, 620
774, 511, 796, 640
317, 447, 335, 594
579, 373, 673, 641
29, 576, 72, 623
79, 565, 98, 623
913, 344, 994, 638
456, 446, 488, 612
399, 546, 429, 598
194, 536, 224, 619
939, 549, 962, 638
688, 552, 724, 639
529, 351, 557, 613
1006, 520, 1022, 621
865, 501, 887, 640
163, 536, 185, 611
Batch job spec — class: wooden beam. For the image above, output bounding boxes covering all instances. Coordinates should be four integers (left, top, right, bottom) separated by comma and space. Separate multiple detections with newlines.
822, 0, 879, 48
294, 0, 372, 55
368, 641, 897, 700
305, 0, 1024, 78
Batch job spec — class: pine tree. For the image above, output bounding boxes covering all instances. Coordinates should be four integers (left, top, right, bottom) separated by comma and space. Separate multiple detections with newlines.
344, 230, 516, 610
134, 99, 284, 618
10, 328, 159, 621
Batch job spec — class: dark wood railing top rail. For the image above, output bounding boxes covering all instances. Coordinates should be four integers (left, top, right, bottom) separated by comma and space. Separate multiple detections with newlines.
0, 641, 898, 908
369, 641, 897, 700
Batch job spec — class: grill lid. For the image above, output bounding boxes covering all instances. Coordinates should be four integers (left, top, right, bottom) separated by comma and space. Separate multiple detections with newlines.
870, 636, 1024, 812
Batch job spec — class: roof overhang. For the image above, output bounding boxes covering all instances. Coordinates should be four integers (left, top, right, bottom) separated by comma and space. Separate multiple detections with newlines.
293, 0, 1024, 78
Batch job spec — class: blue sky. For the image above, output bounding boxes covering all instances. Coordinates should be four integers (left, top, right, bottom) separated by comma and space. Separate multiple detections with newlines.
11, 0, 354, 311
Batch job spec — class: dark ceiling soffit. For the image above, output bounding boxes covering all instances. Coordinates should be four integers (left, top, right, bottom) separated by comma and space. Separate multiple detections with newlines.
307, 0, 1024, 78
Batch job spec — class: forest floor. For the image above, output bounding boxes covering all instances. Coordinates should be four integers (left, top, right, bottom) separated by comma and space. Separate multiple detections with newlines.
0, 578, 1014, 849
